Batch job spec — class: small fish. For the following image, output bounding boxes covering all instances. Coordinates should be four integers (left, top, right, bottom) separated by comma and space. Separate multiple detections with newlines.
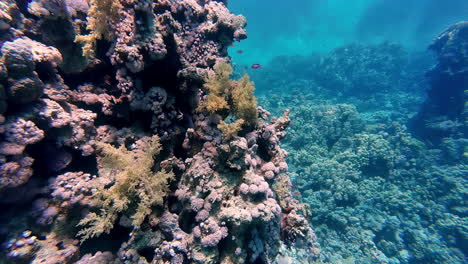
294, 191, 300, 196
230, 44, 235, 47
236, 50, 243, 54
251, 64, 262, 69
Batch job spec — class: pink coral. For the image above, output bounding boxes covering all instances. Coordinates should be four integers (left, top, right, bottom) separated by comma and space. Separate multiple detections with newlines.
1, 37, 62, 104
0, 156, 34, 189
191, 197, 205, 212
200, 219, 229, 247
51, 172, 97, 208
3, 118, 44, 145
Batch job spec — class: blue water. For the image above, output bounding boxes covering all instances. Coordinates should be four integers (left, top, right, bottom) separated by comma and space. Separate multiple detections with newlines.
229, 0, 468, 66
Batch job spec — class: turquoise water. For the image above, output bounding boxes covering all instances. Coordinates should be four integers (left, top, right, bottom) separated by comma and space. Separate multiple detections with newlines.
229, 0, 468, 65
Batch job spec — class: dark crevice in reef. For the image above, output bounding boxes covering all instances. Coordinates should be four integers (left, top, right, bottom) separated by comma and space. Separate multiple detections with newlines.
29, 141, 98, 177
64, 149, 98, 176
133, 34, 195, 160
134, 10, 154, 37
127, 110, 153, 131
137, 34, 194, 115
37, 18, 88, 73
96, 99, 132, 127
171, 131, 189, 159
0, 204, 32, 245
59, 60, 116, 91
361, 160, 390, 178
167, 194, 181, 214
36, 61, 57, 83
178, 210, 197, 233
28, 142, 64, 178
245, 229, 267, 264
80, 220, 132, 256
257, 139, 272, 162
14, 0, 33, 18
138, 247, 156, 263
137, 35, 181, 93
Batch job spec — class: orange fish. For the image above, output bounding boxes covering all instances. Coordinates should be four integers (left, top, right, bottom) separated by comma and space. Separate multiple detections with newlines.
230, 44, 235, 47
294, 192, 300, 196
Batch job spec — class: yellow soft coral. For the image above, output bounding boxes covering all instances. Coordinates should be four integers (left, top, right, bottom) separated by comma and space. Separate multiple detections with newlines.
231, 74, 257, 125
77, 135, 174, 241
75, 0, 123, 57
218, 119, 245, 140
199, 62, 258, 136
198, 62, 232, 113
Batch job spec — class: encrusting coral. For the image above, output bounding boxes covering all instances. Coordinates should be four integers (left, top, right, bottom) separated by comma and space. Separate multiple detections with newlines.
77, 135, 174, 241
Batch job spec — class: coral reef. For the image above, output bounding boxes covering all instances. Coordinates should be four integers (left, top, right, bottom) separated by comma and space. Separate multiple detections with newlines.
313, 42, 408, 96
259, 91, 467, 264
254, 25, 468, 262
411, 22, 468, 144
243, 42, 430, 120
0, 1, 318, 263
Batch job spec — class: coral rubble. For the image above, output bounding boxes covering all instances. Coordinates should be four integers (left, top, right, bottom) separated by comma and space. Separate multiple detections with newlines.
0, 1, 318, 263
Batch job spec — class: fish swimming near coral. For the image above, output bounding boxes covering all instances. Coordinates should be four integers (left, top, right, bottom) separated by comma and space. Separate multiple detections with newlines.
251, 64, 262, 69
236, 49, 243, 53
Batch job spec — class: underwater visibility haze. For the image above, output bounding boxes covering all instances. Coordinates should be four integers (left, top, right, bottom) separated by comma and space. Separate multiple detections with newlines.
0, 0, 466, 264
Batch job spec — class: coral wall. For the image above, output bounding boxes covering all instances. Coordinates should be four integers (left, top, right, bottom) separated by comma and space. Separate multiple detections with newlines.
0, 1, 318, 263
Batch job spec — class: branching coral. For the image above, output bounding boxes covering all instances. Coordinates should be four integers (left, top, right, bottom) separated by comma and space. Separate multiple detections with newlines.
77, 135, 174, 241
199, 61, 258, 138
75, 0, 123, 57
